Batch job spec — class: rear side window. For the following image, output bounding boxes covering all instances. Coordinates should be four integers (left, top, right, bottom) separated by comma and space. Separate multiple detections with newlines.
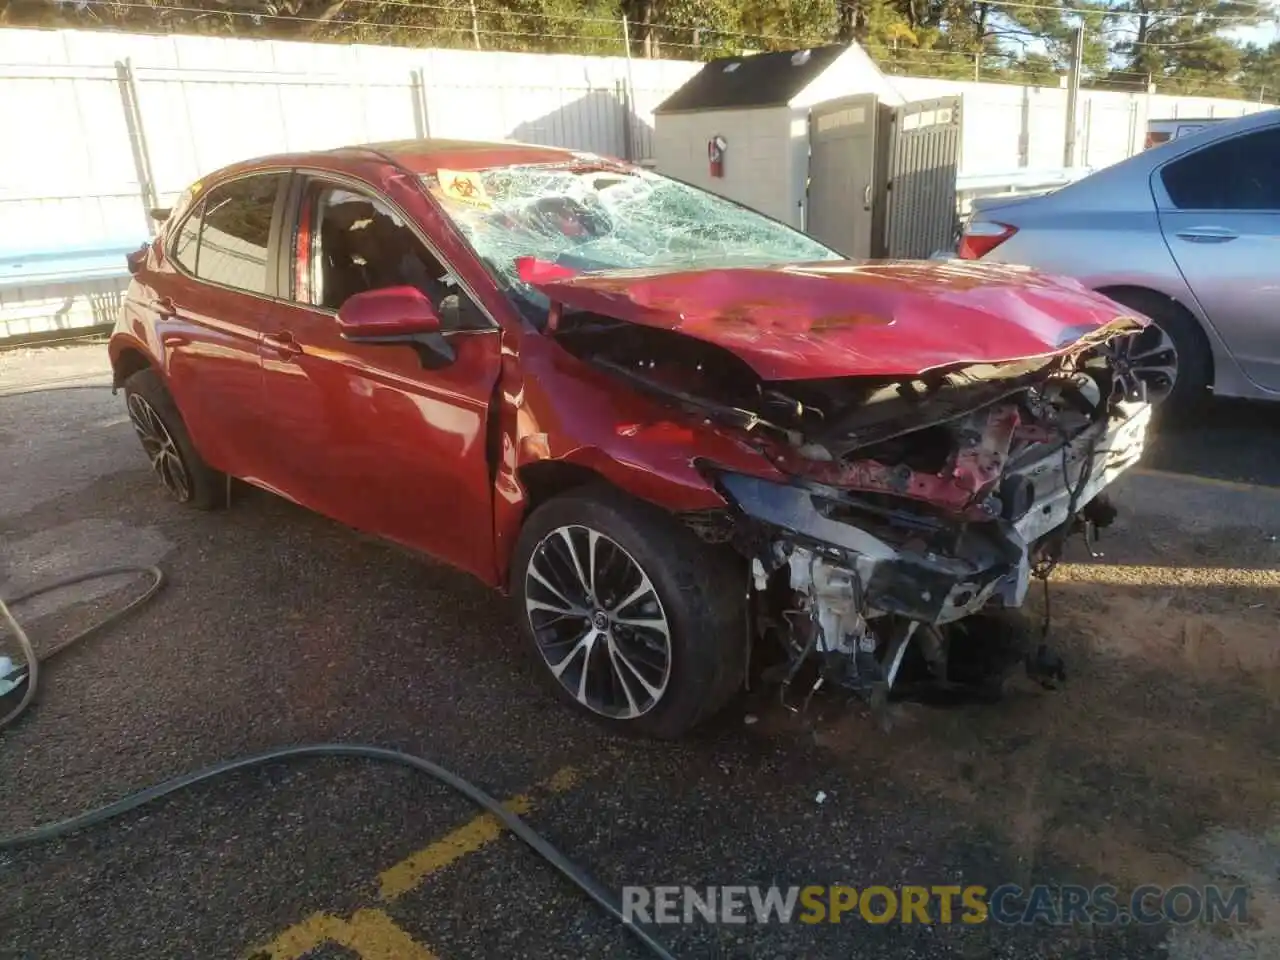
1161, 128, 1280, 211
171, 199, 202, 274
190, 174, 285, 294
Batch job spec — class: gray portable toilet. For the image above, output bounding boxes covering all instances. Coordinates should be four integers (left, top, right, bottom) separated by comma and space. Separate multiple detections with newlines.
651, 44, 903, 235
652, 46, 961, 261
807, 94, 963, 259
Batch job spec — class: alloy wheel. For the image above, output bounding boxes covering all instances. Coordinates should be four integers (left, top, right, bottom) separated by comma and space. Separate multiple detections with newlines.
524, 525, 672, 720
127, 393, 192, 502
1106, 323, 1179, 404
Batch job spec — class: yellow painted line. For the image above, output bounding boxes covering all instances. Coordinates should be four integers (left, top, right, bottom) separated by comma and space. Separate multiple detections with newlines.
1132, 467, 1280, 496
545, 765, 580, 792
378, 764, 579, 901
1057, 563, 1280, 589
378, 795, 533, 900
247, 763, 583, 959
250, 907, 437, 960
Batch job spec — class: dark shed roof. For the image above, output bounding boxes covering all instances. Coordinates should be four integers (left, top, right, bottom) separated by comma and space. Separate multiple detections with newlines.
654, 45, 848, 115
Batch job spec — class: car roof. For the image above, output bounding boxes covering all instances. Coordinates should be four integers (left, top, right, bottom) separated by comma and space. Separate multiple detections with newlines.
214, 137, 594, 181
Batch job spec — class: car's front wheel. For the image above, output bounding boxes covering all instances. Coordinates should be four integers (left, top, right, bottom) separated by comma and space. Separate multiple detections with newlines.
124, 368, 225, 509
511, 486, 746, 739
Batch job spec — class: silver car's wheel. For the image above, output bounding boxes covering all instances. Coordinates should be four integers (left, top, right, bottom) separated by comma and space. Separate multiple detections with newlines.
524, 524, 672, 720
1106, 323, 1179, 404
127, 392, 192, 502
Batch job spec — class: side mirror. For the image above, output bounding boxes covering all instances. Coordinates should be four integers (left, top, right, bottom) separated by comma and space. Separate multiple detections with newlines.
337, 286, 454, 367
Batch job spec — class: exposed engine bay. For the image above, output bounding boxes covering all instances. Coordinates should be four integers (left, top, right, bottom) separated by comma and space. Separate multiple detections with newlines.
554, 310, 1156, 708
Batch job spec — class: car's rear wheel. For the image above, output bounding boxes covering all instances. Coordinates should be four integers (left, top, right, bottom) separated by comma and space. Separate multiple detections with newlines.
1101, 289, 1210, 412
124, 368, 225, 510
511, 486, 746, 739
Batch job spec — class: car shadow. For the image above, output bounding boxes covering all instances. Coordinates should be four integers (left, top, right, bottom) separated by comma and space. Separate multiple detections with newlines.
1144, 395, 1279, 488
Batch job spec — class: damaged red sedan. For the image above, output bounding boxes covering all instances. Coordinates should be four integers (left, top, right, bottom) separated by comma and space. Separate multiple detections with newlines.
109, 139, 1159, 738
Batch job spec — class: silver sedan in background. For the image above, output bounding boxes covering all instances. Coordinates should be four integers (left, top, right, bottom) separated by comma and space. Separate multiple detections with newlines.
957, 108, 1280, 410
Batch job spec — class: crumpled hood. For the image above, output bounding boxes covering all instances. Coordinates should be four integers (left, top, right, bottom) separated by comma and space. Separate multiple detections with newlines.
526, 258, 1145, 381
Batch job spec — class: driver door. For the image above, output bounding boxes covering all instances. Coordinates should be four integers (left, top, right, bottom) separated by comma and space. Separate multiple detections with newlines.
256, 173, 502, 582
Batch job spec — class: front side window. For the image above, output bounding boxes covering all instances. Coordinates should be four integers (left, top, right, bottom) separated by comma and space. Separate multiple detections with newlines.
1161, 128, 1280, 211
297, 183, 487, 330
422, 161, 843, 319
193, 173, 284, 294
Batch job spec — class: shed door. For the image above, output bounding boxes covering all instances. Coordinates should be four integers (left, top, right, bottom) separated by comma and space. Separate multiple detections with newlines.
884, 96, 962, 259
807, 94, 880, 258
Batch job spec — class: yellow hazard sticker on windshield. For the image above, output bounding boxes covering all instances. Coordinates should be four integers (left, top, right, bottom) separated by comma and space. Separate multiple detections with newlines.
436, 169, 492, 209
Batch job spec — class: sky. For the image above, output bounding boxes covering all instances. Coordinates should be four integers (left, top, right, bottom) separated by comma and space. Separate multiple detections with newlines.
1228, 1, 1279, 49
1229, 22, 1278, 48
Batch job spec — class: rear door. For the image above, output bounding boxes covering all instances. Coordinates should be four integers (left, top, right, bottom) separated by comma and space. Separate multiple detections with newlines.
884, 97, 962, 259
1155, 125, 1280, 392
807, 93, 881, 258
256, 172, 503, 582
156, 171, 288, 479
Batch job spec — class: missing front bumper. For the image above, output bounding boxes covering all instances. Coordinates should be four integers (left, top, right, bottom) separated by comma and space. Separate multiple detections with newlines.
717, 401, 1150, 693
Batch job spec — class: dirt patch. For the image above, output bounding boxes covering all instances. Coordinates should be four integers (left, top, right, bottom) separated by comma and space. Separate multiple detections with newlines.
1053, 562, 1280, 680
751, 563, 1280, 944
1047, 822, 1195, 889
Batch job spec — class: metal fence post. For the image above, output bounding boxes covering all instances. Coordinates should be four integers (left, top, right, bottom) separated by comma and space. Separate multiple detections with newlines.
616, 78, 634, 161
115, 58, 159, 236
1126, 96, 1138, 158
1017, 86, 1030, 167
1062, 24, 1084, 168
411, 67, 432, 139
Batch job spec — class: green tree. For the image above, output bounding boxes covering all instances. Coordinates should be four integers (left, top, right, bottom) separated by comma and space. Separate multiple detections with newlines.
1099, 0, 1263, 93
1239, 39, 1280, 99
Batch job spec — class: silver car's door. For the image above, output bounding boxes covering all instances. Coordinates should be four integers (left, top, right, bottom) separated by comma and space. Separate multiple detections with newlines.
1154, 125, 1280, 392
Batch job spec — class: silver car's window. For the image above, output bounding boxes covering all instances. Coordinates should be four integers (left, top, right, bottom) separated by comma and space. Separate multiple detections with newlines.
1161, 128, 1280, 211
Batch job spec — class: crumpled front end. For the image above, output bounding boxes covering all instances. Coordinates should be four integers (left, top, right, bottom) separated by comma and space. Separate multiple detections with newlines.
699, 362, 1152, 704
541, 264, 1171, 707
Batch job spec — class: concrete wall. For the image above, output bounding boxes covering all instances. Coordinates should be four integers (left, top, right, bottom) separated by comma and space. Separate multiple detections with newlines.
653, 107, 796, 225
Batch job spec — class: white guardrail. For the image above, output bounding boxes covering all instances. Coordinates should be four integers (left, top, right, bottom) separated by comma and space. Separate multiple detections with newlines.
955, 166, 1094, 213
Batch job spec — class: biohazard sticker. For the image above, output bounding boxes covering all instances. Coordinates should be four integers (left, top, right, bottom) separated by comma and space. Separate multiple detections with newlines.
436, 169, 492, 209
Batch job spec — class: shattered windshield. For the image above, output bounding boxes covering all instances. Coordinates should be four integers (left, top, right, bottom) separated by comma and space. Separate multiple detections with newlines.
422, 160, 843, 321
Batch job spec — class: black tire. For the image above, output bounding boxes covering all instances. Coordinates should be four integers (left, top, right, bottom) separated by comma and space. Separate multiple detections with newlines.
123, 368, 225, 510
511, 485, 747, 740
1102, 288, 1211, 414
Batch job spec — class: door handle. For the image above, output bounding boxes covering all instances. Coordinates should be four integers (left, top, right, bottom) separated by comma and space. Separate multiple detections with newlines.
1175, 226, 1238, 243
863, 182, 873, 211
263, 331, 303, 358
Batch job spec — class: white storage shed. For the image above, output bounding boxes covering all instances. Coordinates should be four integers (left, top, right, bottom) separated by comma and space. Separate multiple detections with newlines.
651, 44, 904, 233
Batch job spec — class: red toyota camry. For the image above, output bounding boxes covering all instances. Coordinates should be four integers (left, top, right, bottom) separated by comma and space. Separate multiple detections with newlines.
109, 139, 1159, 738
